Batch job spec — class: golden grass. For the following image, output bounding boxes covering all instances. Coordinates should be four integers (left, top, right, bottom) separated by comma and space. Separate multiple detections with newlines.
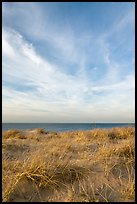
2, 126, 135, 202
2, 129, 27, 139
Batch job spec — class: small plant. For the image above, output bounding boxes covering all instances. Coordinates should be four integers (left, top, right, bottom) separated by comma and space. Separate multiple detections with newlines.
108, 129, 126, 140
108, 131, 117, 140
115, 145, 135, 158
2, 130, 27, 139
36, 128, 46, 134
2, 130, 20, 139
16, 133, 26, 139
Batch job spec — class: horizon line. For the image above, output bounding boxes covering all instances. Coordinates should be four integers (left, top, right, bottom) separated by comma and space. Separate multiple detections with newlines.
2, 122, 135, 124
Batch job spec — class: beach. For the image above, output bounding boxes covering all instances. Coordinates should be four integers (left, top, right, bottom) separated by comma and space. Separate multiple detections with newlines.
2, 127, 135, 202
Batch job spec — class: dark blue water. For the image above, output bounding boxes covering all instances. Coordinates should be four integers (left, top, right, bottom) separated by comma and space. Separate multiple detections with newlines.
2, 123, 135, 132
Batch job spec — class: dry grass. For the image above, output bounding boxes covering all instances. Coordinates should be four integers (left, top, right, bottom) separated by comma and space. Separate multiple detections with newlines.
2, 129, 27, 140
2, 126, 135, 202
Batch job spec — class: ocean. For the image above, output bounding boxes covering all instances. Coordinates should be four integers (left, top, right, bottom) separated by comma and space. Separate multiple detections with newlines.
2, 123, 135, 132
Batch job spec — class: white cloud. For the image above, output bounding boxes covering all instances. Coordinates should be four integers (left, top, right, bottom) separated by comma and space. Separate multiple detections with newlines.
2, 3, 135, 122
2, 30, 15, 58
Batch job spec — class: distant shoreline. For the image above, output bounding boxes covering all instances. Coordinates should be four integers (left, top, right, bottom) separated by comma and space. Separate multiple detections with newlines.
2, 122, 135, 132
2, 122, 135, 124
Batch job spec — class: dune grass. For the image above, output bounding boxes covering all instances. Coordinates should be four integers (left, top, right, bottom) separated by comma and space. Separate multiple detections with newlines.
2, 127, 135, 202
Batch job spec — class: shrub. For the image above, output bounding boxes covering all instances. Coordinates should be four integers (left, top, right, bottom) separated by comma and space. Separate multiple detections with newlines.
115, 145, 135, 158
108, 129, 127, 140
35, 128, 46, 134
2, 130, 20, 139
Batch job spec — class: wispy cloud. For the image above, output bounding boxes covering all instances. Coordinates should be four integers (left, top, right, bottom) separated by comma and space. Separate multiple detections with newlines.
2, 2, 135, 122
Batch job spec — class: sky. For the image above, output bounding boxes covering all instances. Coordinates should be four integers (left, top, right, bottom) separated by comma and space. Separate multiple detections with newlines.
2, 2, 135, 123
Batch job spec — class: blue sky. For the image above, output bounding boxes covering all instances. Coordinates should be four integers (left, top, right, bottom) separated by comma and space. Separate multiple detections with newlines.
2, 2, 135, 123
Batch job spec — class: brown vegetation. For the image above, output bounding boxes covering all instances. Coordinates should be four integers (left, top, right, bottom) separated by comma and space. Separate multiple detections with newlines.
2, 127, 135, 202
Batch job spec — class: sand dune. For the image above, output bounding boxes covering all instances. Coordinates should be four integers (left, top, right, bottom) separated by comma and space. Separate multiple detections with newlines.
2, 127, 135, 202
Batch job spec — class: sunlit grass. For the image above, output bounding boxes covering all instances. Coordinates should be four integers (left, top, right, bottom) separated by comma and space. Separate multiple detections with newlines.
2, 127, 135, 202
